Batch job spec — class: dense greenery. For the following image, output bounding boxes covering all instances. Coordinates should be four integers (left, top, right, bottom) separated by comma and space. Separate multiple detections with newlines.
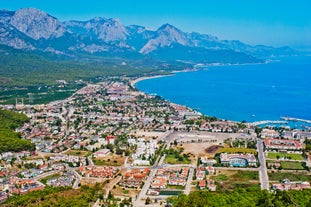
0, 84, 84, 105
163, 148, 191, 164
3, 186, 98, 207
168, 188, 311, 207
0, 45, 174, 87
0, 109, 35, 153
0, 45, 181, 104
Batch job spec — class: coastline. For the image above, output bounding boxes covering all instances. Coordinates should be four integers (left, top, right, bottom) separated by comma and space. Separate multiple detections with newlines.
130, 74, 175, 89
129, 59, 311, 128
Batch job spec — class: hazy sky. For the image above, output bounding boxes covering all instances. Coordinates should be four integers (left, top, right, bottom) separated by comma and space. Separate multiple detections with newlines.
2, 0, 311, 48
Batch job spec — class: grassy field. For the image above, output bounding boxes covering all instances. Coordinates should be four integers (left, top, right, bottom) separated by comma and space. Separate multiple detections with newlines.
210, 170, 260, 191
269, 172, 311, 181
217, 148, 257, 155
281, 161, 305, 170
159, 190, 182, 196
167, 185, 186, 190
93, 154, 126, 166
40, 173, 61, 185
164, 154, 191, 164
64, 150, 91, 157
267, 153, 304, 160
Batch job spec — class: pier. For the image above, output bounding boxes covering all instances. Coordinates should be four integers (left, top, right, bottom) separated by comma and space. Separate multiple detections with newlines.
248, 120, 288, 126
281, 116, 311, 124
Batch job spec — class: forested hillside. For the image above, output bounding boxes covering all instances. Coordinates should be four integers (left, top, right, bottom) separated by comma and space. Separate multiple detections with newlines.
168, 188, 311, 207
0, 109, 35, 153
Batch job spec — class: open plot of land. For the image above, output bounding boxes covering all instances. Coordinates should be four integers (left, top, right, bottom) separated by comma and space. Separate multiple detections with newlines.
268, 172, 311, 181
64, 150, 90, 157
210, 170, 260, 191
111, 185, 140, 197
205, 145, 223, 154
159, 190, 182, 196
133, 130, 166, 140
181, 143, 210, 155
163, 146, 193, 164
281, 161, 305, 170
267, 153, 304, 161
164, 153, 191, 165
175, 143, 209, 163
21, 155, 44, 160
93, 154, 127, 166
40, 173, 61, 184
217, 147, 257, 155
167, 184, 185, 190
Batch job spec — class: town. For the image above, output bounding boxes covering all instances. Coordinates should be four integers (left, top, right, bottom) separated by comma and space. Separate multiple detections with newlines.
0, 77, 311, 206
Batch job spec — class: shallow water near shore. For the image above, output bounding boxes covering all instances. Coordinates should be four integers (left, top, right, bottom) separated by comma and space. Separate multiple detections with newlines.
135, 56, 311, 125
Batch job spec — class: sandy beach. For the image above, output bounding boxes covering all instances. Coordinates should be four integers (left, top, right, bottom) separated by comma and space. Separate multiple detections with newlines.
130, 74, 174, 88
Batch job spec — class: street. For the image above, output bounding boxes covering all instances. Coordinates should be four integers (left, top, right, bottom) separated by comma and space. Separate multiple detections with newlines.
257, 140, 269, 190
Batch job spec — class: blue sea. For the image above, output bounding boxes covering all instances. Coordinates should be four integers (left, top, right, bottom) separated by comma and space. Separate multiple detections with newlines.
135, 56, 311, 126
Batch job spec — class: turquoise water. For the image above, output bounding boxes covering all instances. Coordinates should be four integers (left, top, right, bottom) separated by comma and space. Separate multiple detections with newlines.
136, 56, 311, 124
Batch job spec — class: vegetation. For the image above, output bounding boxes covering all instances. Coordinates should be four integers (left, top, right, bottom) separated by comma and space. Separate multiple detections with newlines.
0, 83, 84, 105
0, 45, 177, 104
268, 172, 311, 182
267, 153, 304, 161
3, 186, 99, 207
40, 173, 61, 185
0, 45, 164, 87
163, 148, 191, 164
167, 184, 186, 190
168, 188, 311, 207
226, 138, 257, 149
217, 147, 257, 155
0, 109, 35, 153
280, 161, 305, 170
211, 171, 259, 191
64, 150, 90, 157
305, 138, 311, 151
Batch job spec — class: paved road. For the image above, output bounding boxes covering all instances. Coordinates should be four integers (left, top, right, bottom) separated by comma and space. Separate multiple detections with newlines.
184, 167, 194, 195
69, 168, 82, 189
104, 176, 122, 198
88, 156, 94, 166
257, 140, 269, 190
134, 155, 165, 207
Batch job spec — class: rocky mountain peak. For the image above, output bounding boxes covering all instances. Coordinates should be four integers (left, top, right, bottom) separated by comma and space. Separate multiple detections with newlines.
140, 23, 190, 54
10, 8, 66, 40
0, 7, 296, 61
0, 10, 15, 24
65, 17, 128, 42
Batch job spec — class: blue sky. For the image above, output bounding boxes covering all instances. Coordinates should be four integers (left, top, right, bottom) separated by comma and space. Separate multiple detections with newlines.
1, 0, 310, 48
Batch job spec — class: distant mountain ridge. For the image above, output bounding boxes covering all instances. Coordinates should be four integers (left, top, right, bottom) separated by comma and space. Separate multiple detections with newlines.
0, 8, 297, 64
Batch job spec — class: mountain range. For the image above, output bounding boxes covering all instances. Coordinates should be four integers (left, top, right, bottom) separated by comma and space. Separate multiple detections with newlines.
0, 8, 296, 65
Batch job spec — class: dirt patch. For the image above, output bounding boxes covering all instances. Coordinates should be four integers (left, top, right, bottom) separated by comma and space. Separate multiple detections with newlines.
132, 130, 166, 140
205, 145, 223, 154
93, 154, 127, 166
80, 177, 106, 185
64, 150, 89, 157
179, 143, 213, 156
111, 185, 140, 197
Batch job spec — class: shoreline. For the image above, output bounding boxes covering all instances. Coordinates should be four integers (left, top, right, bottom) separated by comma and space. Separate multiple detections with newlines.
128, 68, 311, 128
130, 74, 175, 89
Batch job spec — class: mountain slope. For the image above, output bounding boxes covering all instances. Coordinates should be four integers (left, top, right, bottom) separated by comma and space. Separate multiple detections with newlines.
10, 8, 67, 40
0, 7, 297, 65
140, 24, 191, 54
